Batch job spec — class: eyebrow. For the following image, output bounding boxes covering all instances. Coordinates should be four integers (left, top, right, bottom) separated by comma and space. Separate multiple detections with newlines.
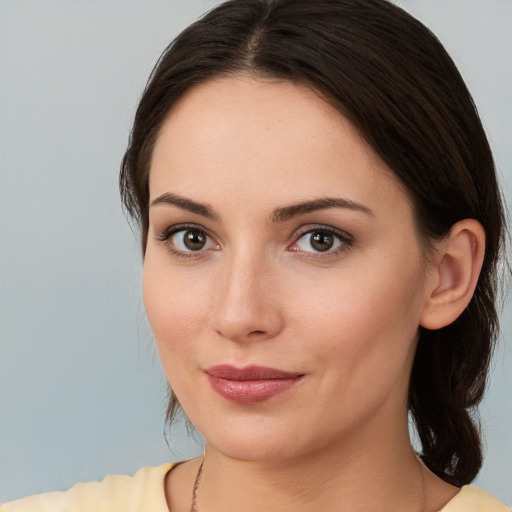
150, 192, 373, 222
271, 197, 374, 223
150, 192, 219, 220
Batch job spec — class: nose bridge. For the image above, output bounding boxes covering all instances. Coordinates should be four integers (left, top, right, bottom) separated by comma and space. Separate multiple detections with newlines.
212, 245, 282, 341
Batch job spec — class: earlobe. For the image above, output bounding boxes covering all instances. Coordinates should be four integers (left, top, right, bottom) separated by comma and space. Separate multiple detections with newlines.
420, 219, 486, 330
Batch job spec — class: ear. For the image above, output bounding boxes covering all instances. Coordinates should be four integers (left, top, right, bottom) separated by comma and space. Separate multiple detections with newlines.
420, 219, 486, 330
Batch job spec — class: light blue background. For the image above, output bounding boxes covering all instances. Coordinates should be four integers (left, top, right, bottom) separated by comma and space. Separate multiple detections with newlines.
1, 0, 510, 504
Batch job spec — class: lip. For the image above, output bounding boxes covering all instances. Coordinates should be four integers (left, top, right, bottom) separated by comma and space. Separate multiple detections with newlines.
205, 365, 304, 404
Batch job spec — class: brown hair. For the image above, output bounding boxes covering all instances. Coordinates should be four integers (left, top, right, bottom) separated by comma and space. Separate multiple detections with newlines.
120, 0, 506, 486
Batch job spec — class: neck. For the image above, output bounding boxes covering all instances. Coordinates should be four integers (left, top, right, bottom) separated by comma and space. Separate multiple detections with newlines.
197, 420, 429, 512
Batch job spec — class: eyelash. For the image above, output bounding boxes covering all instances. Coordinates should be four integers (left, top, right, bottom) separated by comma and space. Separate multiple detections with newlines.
154, 223, 353, 259
155, 223, 217, 259
289, 225, 353, 257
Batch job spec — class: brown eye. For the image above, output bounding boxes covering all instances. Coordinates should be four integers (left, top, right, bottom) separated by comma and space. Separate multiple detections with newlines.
293, 227, 349, 254
165, 227, 217, 253
310, 232, 334, 252
183, 230, 207, 251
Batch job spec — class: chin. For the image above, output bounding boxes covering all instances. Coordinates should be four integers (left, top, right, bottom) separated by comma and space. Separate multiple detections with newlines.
207, 435, 303, 463
195, 414, 342, 464
191, 412, 300, 462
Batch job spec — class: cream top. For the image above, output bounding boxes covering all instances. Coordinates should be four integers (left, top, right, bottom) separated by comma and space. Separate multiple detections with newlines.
2, 464, 510, 511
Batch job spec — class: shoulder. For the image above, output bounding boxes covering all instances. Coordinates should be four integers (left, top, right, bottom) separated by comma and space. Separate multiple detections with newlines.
440, 485, 511, 512
0, 464, 174, 512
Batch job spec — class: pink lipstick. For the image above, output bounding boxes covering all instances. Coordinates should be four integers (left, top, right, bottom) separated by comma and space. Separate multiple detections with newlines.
205, 365, 304, 404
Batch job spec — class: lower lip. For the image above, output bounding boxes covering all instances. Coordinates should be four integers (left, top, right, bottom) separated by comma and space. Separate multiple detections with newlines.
207, 375, 302, 404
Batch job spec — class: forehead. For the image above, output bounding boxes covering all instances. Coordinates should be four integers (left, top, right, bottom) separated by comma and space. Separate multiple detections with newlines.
149, 76, 410, 216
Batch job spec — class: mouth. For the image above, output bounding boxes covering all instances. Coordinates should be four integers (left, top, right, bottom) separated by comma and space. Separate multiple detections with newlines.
204, 365, 305, 404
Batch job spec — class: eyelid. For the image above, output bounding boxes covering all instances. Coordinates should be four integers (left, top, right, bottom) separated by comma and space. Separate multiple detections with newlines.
154, 222, 352, 258
155, 223, 210, 241
154, 223, 219, 257
288, 224, 354, 254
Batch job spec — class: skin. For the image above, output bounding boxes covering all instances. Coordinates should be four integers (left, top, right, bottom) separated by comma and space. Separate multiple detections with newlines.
143, 76, 461, 511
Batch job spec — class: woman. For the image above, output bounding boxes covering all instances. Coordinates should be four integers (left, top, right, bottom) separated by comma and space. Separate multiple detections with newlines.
2, 0, 509, 510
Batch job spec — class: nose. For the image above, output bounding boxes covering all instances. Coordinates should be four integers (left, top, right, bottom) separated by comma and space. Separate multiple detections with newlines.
210, 251, 284, 343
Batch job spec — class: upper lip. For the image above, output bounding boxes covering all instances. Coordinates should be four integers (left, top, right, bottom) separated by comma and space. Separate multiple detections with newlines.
205, 365, 304, 381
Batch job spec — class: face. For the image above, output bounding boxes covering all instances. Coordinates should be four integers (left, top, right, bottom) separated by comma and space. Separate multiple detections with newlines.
143, 76, 434, 463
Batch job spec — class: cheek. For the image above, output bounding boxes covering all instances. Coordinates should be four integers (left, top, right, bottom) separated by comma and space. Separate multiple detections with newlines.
142, 252, 211, 371
293, 258, 422, 328
287, 253, 425, 376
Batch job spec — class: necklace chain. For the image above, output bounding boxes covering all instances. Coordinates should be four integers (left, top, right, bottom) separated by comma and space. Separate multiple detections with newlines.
189, 455, 426, 512
190, 458, 204, 512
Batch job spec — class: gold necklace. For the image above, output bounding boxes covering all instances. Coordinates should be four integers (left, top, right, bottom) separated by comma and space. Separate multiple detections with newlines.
189, 455, 427, 512
190, 458, 204, 512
